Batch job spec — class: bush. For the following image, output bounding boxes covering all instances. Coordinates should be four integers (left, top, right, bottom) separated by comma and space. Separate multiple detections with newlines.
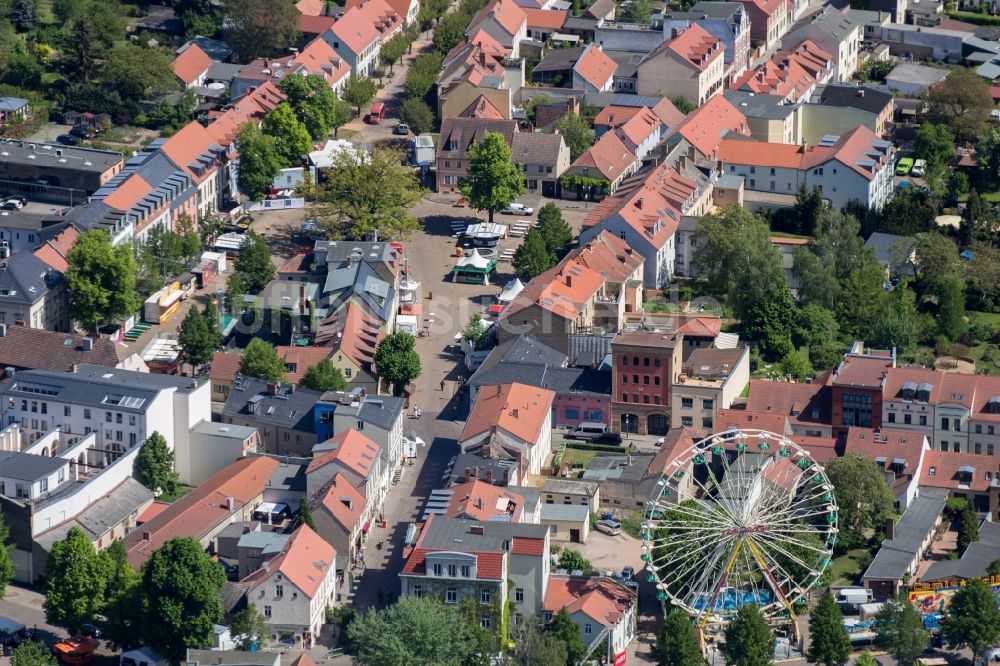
562, 441, 625, 453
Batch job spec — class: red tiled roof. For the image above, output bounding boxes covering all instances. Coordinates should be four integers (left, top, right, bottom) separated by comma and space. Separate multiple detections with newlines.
844, 427, 927, 472
651, 97, 686, 127
446, 479, 524, 522
330, 7, 381, 55
511, 536, 545, 555
672, 95, 748, 158
716, 408, 790, 434
461, 95, 507, 119
33, 225, 78, 274
500, 260, 606, 320
160, 122, 218, 183
314, 301, 383, 370
461, 382, 555, 444
569, 130, 634, 181
739, 0, 786, 17
745, 379, 830, 427
102, 173, 153, 211
593, 105, 642, 129
125, 457, 279, 567
733, 40, 832, 101
829, 353, 893, 389
308, 428, 382, 479
296, 0, 327, 15
569, 231, 644, 283
469, 0, 527, 37
350, 0, 403, 37
788, 435, 838, 463
172, 43, 212, 85
244, 525, 335, 597
644, 23, 722, 71
920, 449, 999, 493
542, 576, 635, 628
300, 14, 337, 34
401, 547, 505, 580
276, 345, 333, 384
523, 7, 567, 30
616, 107, 661, 147
210, 351, 243, 385
318, 471, 367, 531
719, 139, 816, 169
573, 44, 616, 89
137, 501, 170, 524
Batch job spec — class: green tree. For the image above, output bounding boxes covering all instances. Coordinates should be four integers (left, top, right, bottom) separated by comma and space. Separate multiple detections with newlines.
240, 338, 286, 382
941, 578, 1000, 662
620, 0, 652, 22
462, 313, 488, 350
790, 304, 845, 371
44, 527, 106, 634
824, 456, 894, 550
297, 497, 317, 530
432, 11, 468, 54
380, 32, 409, 73
98, 539, 139, 609
348, 596, 485, 665
262, 103, 312, 165
62, 16, 104, 81
927, 66, 992, 143
511, 227, 554, 280
694, 206, 795, 360
374, 332, 421, 395
878, 189, 936, 236
315, 146, 422, 240
101, 44, 176, 102
509, 621, 568, 665
553, 112, 594, 161
178, 307, 216, 369
868, 291, 919, 353
652, 611, 705, 666
232, 231, 274, 293
10, 641, 55, 666
807, 592, 851, 666
957, 502, 980, 555
556, 549, 592, 573
0, 509, 14, 598
138, 537, 226, 662
461, 131, 525, 223
874, 593, 928, 666
299, 359, 348, 392
937, 274, 967, 341
66, 229, 141, 331
341, 75, 377, 116
236, 124, 283, 201
671, 96, 695, 114
720, 604, 774, 666
403, 52, 443, 100
548, 607, 585, 666
134, 431, 178, 496
229, 605, 268, 651
915, 122, 955, 169
536, 203, 573, 259
278, 73, 351, 140
854, 652, 879, 666
778, 348, 813, 381
222, 0, 299, 63
53, 0, 84, 22
989, 556, 1000, 576
399, 97, 435, 135
203, 299, 222, 345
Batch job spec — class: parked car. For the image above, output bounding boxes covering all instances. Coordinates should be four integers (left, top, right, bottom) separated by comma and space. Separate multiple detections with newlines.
502, 203, 534, 215
911, 159, 927, 177
896, 157, 914, 175
621, 566, 634, 580
565, 422, 608, 441
595, 520, 621, 536
56, 133, 80, 146
81, 624, 102, 639
394, 123, 410, 135
0, 198, 26, 211
69, 123, 94, 139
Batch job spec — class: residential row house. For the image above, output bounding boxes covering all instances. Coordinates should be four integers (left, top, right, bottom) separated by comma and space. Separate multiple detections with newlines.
780, 6, 862, 82
637, 25, 726, 105
730, 39, 835, 103
662, 2, 752, 85
230, 37, 351, 100
467, 0, 528, 59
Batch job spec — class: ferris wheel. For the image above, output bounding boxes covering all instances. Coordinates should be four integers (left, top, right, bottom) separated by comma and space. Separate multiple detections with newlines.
640, 428, 837, 628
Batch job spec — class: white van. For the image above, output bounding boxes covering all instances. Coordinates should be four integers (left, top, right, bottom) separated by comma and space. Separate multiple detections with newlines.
835, 587, 873, 605
595, 520, 621, 536
566, 422, 609, 441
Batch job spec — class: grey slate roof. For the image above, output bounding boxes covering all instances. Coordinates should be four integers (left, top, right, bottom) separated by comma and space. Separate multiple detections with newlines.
683, 1, 744, 18
320, 392, 406, 432
35, 478, 153, 550
541, 503, 590, 522
865, 231, 917, 275
0, 450, 66, 481
438, 118, 518, 161
471, 362, 612, 397
583, 92, 667, 110
476, 335, 568, 375
542, 478, 600, 496
816, 83, 893, 115
186, 649, 279, 666
511, 133, 565, 167
923, 520, 1000, 581
266, 458, 307, 492
533, 46, 585, 73
0, 252, 63, 305
191, 421, 258, 439
0, 97, 28, 112
222, 378, 322, 432
322, 262, 395, 323
864, 488, 947, 580
724, 90, 798, 120
0, 141, 122, 173
418, 515, 549, 551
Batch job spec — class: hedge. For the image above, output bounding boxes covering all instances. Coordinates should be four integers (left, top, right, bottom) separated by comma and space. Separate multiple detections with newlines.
947, 10, 1000, 26
562, 441, 626, 453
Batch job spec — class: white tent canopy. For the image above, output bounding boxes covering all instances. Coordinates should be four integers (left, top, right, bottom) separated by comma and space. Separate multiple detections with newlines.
498, 278, 524, 303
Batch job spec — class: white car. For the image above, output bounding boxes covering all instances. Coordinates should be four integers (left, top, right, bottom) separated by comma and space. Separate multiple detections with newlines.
502, 203, 533, 215
911, 159, 927, 177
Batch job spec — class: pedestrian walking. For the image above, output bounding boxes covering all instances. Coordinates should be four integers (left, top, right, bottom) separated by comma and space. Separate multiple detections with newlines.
440, 379, 446, 391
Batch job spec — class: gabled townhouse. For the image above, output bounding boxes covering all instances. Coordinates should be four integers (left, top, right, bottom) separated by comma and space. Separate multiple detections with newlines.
743, 378, 833, 437
306, 428, 388, 560
459, 382, 554, 478
0, 325, 145, 373
385, 0, 420, 26
0, 427, 153, 582
348, 0, 405, 43
613, 107, 664, 162
172, 43, 213, 88
438, 43, 519, 122
431, 478, 525, 522
542, 575, 637, 665
637, 25, 725, 104
466, 0, 528, 58
572, 44, 617, 92
663, 2, 751, 84
124, 456, 279, 567
323, 7, 382, 77
319, 260, 398, 332
0, 253, 69, 332
717, 125, 895, 209
241, 525, 337, 649
666, 93, 750, 161
844, 426, 929, 509
578, 161, 712, 287
231, 38, 352, 99
826, 344, 895, 433
812, 83, 894, 138
561, 131, 637, 198
730, 39, 834, 103
436, 118, 518, 192
313, 389, 405, 468
400, 514, 551, 630
781, 7, 862, 82
313, 302, 383, 394
919, 450, 1000, 521
670, 346, 751, 431
510, 132, 571, 197
158, 122, 227, 222
524, 8, 566, 41
736, 0, 789, 49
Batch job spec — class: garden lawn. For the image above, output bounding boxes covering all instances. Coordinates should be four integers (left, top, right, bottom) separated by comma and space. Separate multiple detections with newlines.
158, 484, 194, 503
561, 448, 597, 469
830, 548, 870, 586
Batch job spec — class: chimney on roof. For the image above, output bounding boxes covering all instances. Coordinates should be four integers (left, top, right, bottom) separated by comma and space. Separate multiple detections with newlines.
470, 525, 485, 535
300, 284, 307, 315
565, 275, 573, 288
884, 516, 895, 540
267, 382, 279, 395
496, 384, 502, 397
479, 50, 486, 66
625, 247, 633, 255
474, 497, 482, 509
226, 496, 235, 511
486, 469, 493, 485
82, 337, 93, 352
857, 89, 865, 98
465, 466, 472, 481
512, 408, 519, 419
671, 28, 679, 39
143, 531, 152, 541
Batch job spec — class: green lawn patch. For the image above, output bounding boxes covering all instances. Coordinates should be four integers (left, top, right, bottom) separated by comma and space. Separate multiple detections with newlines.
621, 509, 644, 539
561, 448, 597, 468
958, 190, 1000, 203
830, 548, 870, 586
970, 311, 1000, 327
158, 484, 194, 503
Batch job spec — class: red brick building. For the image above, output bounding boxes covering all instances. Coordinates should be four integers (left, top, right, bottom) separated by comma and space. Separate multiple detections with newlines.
827, 346, 894, 434
611, 331, 683, 435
